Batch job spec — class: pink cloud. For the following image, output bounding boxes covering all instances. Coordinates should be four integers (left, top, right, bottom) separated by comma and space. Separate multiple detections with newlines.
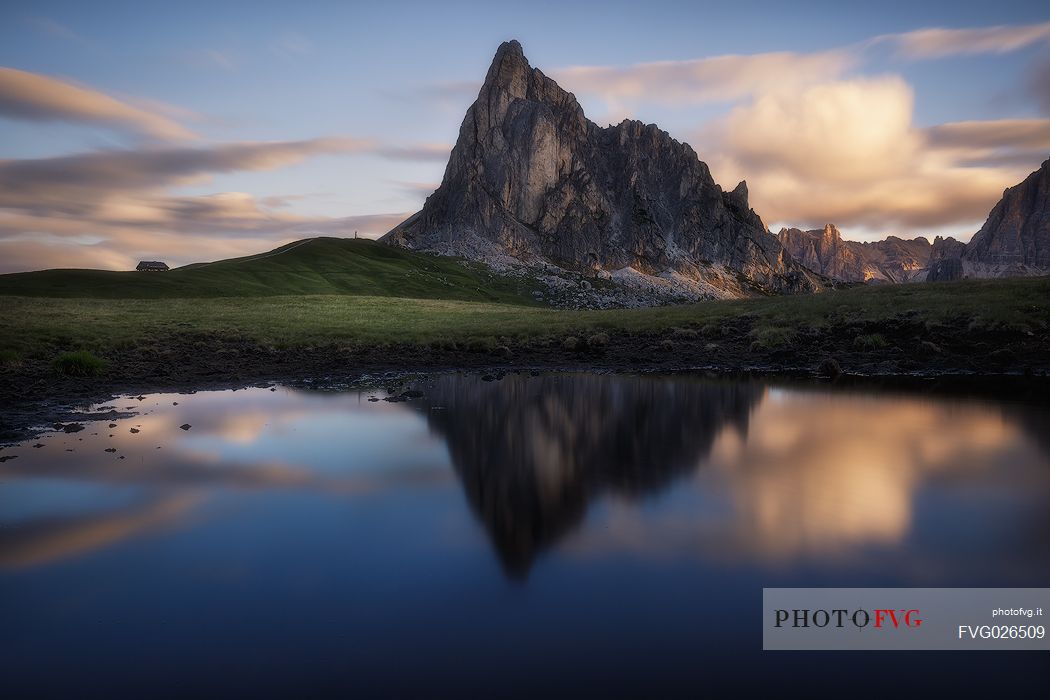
0, 66, 196, 141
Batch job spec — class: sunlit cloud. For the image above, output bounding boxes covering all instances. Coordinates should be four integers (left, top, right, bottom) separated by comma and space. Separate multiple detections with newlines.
0, 137, 418, 271
0, 137, 372, 212
699, 77, 1042, 233
925, 118, 1050, 169
0, 66, 197, 141
880, 21, 1050, 59
926, 118, 1050, 151
0, 203, 412, 272
552, 49, 856, 110
549, 21, 1050, 112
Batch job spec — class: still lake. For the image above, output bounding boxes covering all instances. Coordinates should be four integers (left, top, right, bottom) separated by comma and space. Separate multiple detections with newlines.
2, 372, 1048, 696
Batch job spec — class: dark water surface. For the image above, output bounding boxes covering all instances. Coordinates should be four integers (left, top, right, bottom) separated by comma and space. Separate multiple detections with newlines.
2, 373, 1048, 696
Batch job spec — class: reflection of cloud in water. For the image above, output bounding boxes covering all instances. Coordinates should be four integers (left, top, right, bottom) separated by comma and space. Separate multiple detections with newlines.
0, 387, 454, 569
715, 394, 1030, 558
563, 391, 1050, 572
0, 492, 203, 570
3, 377, 1047, 579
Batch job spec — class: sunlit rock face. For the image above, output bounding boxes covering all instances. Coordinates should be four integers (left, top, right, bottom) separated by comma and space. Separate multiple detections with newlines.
414, 373, 764, 577
928, 158, 1050, 281
382, 40, 820, 299
777, 224, 939, 283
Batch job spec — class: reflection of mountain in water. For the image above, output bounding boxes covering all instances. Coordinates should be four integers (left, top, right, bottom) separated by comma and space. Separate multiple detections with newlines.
416, 373, 765, 577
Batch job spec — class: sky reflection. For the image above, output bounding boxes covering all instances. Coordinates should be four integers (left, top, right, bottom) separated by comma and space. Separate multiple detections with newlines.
0, 374, 1047, 582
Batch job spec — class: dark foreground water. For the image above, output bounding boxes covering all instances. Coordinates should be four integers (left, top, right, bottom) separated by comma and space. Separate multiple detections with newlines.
1, 373, 1048, 697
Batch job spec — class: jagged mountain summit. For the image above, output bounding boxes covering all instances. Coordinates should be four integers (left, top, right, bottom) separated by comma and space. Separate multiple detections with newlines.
382, 40, 820, 304
777, 224, 949, 283
929, 158, 1050, 281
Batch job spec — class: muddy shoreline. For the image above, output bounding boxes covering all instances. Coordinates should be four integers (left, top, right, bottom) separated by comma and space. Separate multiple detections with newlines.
2, 317, 1049, 445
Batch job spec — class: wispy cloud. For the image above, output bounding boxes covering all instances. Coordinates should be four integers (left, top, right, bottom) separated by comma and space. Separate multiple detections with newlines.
23, 16, 96, 50
879, 21, 1050, 59
375, 143, 452, 162
926, 118, 1050, 152
300, 212, 412, 237
181, 48, 240, 73
0, 67, 196, 141
552, 49, 856, 108
389, 180, 440, 199
1028, 54, 1050, 114
0, 138, 415, 272
0, 138, 371, 213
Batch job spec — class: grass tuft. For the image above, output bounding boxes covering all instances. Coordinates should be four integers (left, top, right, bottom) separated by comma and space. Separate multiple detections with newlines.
52, 350, 105, 377
854, 333, 889, 350
748, 325, 796, 350
587, 332, 609, 348
0, 348, 20, 367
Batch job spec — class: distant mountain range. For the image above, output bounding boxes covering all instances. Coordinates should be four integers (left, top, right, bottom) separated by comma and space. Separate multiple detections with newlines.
381, 40, 1049, 299
382, 40, 821, 305
781, 159, 1050, 285
777, 224, 942, 284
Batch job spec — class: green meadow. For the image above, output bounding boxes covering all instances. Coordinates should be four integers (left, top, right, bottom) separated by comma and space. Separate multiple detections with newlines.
0, 236, 1047, 362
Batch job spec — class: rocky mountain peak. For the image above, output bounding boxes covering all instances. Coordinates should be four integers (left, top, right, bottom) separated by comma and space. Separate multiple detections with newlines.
482, 40, 533, 97
965, 157, 1050, 269
383, 41, 820, 302
725, 180, 749, 208
928, 158, 1050, 281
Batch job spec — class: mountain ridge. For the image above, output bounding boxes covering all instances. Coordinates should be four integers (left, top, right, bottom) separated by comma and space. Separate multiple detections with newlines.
777, 224, 948, 283
929, 157, 1050, 281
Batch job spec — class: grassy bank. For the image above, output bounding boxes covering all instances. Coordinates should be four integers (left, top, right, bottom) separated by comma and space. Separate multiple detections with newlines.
1, 276, 1047, 361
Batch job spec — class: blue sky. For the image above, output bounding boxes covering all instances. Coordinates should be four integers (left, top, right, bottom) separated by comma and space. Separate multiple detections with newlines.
1, 0, 1049, 271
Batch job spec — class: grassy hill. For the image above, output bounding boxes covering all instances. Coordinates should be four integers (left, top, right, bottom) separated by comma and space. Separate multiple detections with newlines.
0, 237, 541, 305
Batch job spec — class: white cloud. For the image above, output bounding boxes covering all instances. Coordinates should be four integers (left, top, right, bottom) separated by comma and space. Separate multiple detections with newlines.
700, 77, 1040, 233
551, 49, 856, 110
